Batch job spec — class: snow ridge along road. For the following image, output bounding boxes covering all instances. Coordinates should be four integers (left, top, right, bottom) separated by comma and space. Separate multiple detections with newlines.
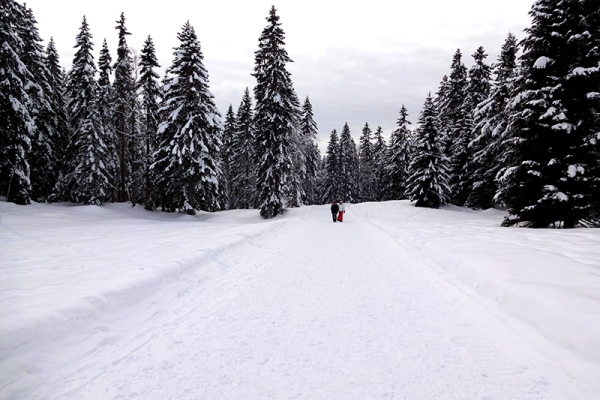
1, 201, 599, 399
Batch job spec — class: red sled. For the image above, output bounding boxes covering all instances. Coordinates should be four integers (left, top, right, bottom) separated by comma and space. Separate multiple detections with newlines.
337, 211, 344, 222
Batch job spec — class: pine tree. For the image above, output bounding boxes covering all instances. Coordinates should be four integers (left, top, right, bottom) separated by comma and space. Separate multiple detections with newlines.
372, 126, 388, 201
113, 12, 137, 203
358, 122, 374, 202
63, 16, 111, 205
152, 21, 223, 214
221, 103, 236, 209
231, 88, 257, 209
97, 38, 116, 202
320, 129, 340, 202
18, 4, 57, 202
339, 122, 358, 202
138, 35, 161, 209
44, 37, 69, 198
498, 0, 600, 227
407, 93, 451, 208
299, 96, 321, 205
387, 105, 412, 200
466, 33, 518, 209
0, 0, 34, 204
253, 6, 297, 218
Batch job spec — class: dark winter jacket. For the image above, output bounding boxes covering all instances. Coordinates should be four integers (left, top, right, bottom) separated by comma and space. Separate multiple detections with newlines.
331, 203, 339, 214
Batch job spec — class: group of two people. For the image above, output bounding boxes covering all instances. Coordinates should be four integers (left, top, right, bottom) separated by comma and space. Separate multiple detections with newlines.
330, 200, 345, 222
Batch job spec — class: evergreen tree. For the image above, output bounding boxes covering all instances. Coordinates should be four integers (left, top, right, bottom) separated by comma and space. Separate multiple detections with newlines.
498, 0, 600, 227
63, 16, 111, 205
44, 37, 69, 197
407, 93, 451, 208
253, 6, 297, 218
299, 96, 321, 205
97, 38, 116, 202
0, 0, 34, 204
152, 21, 223, 214
339, 122, 358, 202
113, 12, 137, 203
221, 103, 236, 209
18, 4, 57, 202
138, 35, 161, 209
387, 105, 412, 200
231, 88, 257, 209
372, 126, 388, 201
466, 33, 518, 209
358, 122, 374, 202
320, 129, 340, 202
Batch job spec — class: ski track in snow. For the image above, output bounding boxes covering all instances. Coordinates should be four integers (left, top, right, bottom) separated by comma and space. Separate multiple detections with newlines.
1, 202, 599, 399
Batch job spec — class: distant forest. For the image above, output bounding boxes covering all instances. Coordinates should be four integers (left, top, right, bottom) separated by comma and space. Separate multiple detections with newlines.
1, 1, 599, 227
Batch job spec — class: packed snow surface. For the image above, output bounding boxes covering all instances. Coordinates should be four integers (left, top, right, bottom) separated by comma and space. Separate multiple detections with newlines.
1, 200, 599, 399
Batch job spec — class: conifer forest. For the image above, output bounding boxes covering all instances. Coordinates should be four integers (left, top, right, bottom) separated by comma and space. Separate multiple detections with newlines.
1, 1, 599, 227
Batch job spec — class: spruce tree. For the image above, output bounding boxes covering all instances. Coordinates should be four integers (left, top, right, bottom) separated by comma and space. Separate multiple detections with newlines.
407, 93, 451, 208
231, 88, 257, 209
498, 0, 600, 227
221, 103, 236, 209
466, 33, 518, 209
321, 129, 340, 202
299, 96, 321, 205
113, 13, 137, 203
63, 16, 111, 205
387, 105, 412, 200
44, 37, 69, 197
339, 122, 358, 203
97, 38, 116, 202
152, 21, 223, 214
18, 4, 57, 202
358, 122, 374, 202
372, 126, 388, 201
253, 6, 297, 218
0, 0, 34, 204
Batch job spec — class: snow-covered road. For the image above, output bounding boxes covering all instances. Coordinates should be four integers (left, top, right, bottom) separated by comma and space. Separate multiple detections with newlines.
1, 202, 599, 399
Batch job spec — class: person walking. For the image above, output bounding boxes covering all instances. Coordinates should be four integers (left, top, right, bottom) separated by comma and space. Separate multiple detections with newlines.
330, 200, 339, 222
337, 200, 345, 222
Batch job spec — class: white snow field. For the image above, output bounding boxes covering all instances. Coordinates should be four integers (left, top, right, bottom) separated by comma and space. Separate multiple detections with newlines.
1, 200, 600, 399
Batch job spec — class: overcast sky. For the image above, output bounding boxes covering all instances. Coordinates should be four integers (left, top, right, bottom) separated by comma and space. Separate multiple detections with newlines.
24, 0, 533, 150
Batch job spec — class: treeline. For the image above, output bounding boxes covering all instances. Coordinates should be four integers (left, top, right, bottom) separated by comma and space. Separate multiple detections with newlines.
0, 2, 320, 218
2, 1, 600, 227
322, 0, 600, 228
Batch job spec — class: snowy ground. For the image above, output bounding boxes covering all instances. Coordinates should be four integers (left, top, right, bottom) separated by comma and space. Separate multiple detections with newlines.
1, 200, 599, 399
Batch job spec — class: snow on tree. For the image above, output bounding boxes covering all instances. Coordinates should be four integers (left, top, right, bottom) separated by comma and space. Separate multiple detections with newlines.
61, 16, 111, 205
466, 33, 518, 209
299, 96, 321, 205
452, 46, 492, 206
339, 122, 359, 203
18, 4, 58, 202
97, 38, 116, 202
220, 103, 236, 209
320, 129, 341, 203
407, 93, 451, 208
113, 12, 138, 203
137, 35, 161, 210
230, 88, 258, 209
372, 125, 389, 201
252, 6, 298, 218
44, 37, 70, 198
387, 105, 412, 200
151, 21, 223, 214
358, 122, 375, 202
0, 0, 34, 204
498, 0, 600, 227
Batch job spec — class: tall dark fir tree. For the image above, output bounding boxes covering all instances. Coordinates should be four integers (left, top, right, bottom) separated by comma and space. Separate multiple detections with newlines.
387, 105, 412, 200
231, 88, 257, 209
339, 122, 358, 203
252, 6, 297, 218
372, 126, 388, 201
138, 35, 161, 209
299, 96, 321, 205
498, 0, 600, 227
0, 0, 34, 204
321, 129, 341, 203
151, 21, 223, 214
358, 122, 375, 202
221, 103, 236, 209
407, 93, 451, 208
